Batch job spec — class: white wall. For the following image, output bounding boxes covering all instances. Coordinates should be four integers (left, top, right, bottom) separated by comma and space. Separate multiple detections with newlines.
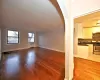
57, 0, 74, 79
57, 0, 100, 79
1, 27, 38, 52
38, 28, 65, 52
72, 0, 100, 18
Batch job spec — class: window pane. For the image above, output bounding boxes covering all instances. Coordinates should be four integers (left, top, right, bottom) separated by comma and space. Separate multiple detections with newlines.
28, 37, 34, 42
28, 33, 34, 43
30, 37, 34, 42
8, 37, 18, 43
28, 33, 34, 37
8, 30, 18, 37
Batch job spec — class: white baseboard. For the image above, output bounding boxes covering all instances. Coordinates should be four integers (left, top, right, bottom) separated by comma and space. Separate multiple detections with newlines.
2, 46, 39, 52
39, 46, 65, 53
2, 47, 29, 52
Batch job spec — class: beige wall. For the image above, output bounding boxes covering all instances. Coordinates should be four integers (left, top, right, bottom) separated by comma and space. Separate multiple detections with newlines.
92, 27, 100, 33
83, 27, 100, 39
83, 28, 92, 38
1, 27, 38, 52
38, 28, 65, 52
77, 23, 83, 38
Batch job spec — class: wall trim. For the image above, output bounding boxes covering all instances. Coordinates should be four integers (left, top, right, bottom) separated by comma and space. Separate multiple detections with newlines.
2, 46, 64, 53
2, 47, 39, 53
2, 47, 29, 53
39, 46, 65, 53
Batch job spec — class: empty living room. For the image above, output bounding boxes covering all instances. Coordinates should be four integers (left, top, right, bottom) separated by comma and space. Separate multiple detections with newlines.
0, 0, 100, 80
0, 0, 65, 80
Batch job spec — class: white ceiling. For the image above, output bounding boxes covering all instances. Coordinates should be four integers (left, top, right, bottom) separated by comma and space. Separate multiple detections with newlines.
1, 0, 64, 32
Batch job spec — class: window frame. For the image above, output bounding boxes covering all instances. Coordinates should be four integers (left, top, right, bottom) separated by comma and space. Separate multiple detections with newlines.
7, 30, 20, 44
28, 32, 34, 43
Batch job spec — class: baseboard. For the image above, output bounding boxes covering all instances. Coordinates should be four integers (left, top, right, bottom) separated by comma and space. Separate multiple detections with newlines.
2, 47, 39, 53
38, 46, 65, 53
2, 47, 28, 53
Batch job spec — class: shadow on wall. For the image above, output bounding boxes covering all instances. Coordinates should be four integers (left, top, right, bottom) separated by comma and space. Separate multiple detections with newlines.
49, 0, 65, 29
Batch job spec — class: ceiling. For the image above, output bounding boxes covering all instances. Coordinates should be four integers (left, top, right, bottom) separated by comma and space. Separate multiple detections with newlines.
74, 11, 100, 28
0, 0, 64, 32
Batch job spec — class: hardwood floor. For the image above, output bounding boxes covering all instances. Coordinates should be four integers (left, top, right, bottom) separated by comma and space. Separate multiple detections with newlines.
0, 47, 65, 80
2, 48, 100, 80
74, 57, 100, 80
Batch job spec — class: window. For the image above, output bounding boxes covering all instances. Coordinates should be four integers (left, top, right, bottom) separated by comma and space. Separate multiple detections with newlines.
28, 33, 34, 42
7, 30, 19, 44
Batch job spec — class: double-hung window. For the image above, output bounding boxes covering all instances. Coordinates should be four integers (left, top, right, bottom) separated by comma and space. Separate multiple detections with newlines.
28, 33, 34, 43
7, 30, 19, 44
